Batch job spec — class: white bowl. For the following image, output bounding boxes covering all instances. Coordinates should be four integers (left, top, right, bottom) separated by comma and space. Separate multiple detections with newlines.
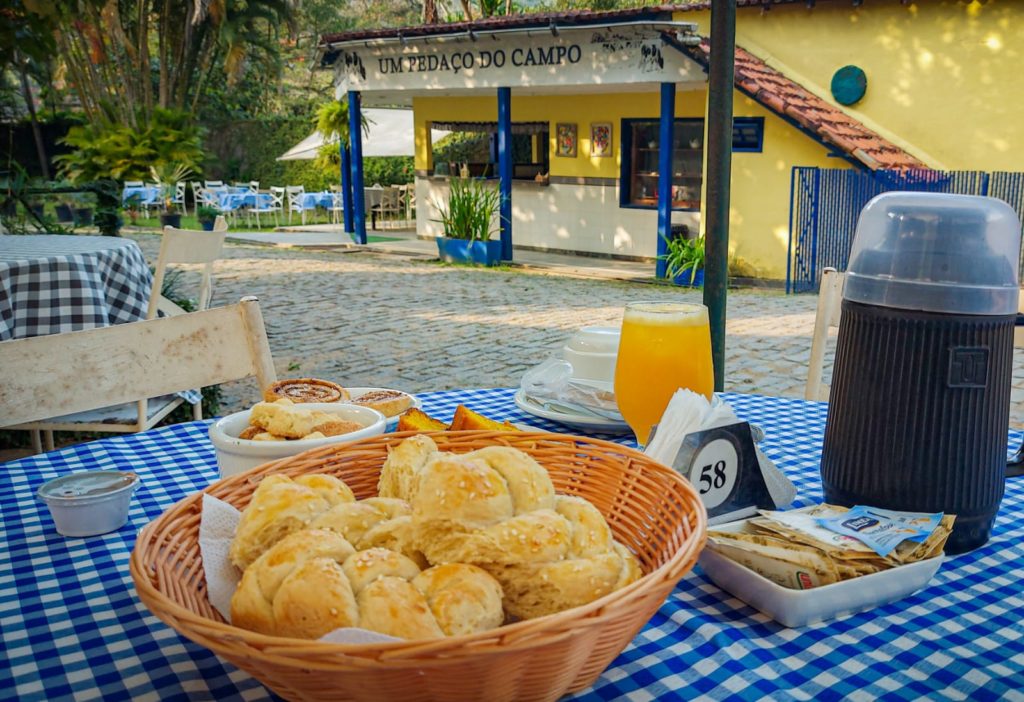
209, 403, 386, 479
561, 346, 617, 383
565, 326, 620, 354
37, 470, 140, 537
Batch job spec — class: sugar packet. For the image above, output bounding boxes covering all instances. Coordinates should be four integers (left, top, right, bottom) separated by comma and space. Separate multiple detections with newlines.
815, 505, 944, 558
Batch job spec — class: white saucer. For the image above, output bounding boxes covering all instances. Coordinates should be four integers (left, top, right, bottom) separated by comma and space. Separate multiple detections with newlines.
347, 387, 421, 428
513, 389, 631, 433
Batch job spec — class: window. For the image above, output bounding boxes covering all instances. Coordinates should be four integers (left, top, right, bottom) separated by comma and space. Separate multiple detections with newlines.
430, 121, 548, 180
732, 117, 765, 152
620, 117, 765, 209
621, 118, 704, 210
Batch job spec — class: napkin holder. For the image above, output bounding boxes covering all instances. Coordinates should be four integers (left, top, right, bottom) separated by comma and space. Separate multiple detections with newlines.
646, 390, 796, 524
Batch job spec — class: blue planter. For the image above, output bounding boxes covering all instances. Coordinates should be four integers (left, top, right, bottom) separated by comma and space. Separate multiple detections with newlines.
672, 268, 704, 287
435, 237, 503, 266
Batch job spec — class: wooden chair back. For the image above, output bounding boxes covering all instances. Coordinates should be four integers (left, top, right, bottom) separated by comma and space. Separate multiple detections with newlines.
0, 298, 276, 428
805, 267, 845, 401
147, 221, 228, 319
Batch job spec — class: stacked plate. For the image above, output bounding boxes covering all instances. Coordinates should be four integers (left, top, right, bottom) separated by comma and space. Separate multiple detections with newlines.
515, 326, 630, 432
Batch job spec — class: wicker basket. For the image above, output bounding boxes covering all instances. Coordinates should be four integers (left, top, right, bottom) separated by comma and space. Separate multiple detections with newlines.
131, 431, 707, 702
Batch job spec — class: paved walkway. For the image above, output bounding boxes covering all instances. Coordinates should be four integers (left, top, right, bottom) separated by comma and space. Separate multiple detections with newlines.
126, 231, 1024, 430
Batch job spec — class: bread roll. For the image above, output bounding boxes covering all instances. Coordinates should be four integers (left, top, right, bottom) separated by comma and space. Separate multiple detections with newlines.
413, 563, 504, 636
229, 474, 355, 570
352, 390, 414, 418
312, 500, 427, 568
230, 533, 503, 641
264, 378, 349, 404
378, 434, 438, 500
249, 399, 361, 440
398, 440, 642, 620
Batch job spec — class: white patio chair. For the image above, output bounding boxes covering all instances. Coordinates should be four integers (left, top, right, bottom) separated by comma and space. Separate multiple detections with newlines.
172, 181, 187, 216
373, 187, 402, 230
2, 298, 277, 453
205, 180, 224, 189
328, 185, 345, 225
190, 181, 205, 214
18, 219, 232, 452
805, 268, 845, 401
286, 185, 308, 225
247, 180, 260, 193
254, 187, 284, 229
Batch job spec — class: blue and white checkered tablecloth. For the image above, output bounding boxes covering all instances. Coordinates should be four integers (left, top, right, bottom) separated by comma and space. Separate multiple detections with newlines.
0, 234, 153, 341
2, 389, 1023, 701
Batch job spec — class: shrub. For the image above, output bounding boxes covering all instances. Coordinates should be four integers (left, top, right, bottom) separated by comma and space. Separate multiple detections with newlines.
55, 108, 205, 184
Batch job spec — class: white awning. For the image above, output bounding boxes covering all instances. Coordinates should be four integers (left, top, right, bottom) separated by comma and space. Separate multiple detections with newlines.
277, 107, 450, 160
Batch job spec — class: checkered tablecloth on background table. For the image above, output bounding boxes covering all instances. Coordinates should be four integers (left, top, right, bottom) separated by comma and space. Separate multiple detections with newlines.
2, 389, 1023, 701
0, 234, 153, 341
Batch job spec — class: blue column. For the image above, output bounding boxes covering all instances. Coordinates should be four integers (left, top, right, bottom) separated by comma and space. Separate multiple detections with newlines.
340, 142, 353, 234
348, 90, 366, 245
656, 82, 675, 280
497, 86, 513, 261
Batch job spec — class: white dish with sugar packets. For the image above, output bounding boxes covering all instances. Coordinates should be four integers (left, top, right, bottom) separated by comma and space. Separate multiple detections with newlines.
698, 518, 943, 628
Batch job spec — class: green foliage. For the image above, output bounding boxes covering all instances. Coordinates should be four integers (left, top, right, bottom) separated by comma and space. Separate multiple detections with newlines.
433, 177, 501, 242
55, 108, 205, 184
364, 156, 414, 187
196, 205, 219, 223
660, 235, 706, 284
433, 132, 491, 167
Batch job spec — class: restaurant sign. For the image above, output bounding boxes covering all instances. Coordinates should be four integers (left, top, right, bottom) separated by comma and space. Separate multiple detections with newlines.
329, 25, 703, 93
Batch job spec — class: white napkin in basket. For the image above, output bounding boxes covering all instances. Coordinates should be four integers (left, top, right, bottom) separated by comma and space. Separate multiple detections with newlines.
198, 494, 402, 643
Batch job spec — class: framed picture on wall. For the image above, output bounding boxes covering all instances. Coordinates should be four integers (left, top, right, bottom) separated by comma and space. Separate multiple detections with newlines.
556, 123, 578, 157
591, 123, 612, 157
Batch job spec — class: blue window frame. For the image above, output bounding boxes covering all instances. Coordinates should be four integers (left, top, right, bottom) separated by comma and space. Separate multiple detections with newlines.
733, 117, 765, 152
620, 117, 765, 210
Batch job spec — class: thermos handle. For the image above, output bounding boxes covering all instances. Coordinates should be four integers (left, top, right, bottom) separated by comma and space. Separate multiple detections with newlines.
1009, 441, 1024, 477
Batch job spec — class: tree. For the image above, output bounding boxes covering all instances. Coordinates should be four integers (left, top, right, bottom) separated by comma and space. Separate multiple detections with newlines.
0, 1, 59, 177
42, 0, 295, 129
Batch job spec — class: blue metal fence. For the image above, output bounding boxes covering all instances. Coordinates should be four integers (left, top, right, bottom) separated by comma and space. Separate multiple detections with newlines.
787, 168, 1024, 293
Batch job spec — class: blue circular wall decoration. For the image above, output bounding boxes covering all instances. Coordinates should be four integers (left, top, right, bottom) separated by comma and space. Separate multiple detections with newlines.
831, 65, 867, 106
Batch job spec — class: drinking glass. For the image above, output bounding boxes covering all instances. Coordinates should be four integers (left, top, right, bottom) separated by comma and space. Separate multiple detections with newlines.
613, 301, 714, 448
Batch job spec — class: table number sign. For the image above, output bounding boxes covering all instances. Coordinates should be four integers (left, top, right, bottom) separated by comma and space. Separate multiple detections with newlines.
667, 421, 774, 525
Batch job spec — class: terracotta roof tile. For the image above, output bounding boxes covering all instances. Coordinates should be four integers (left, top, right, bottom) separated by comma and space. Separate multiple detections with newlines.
687, 40, 925, 170
320, 5, 688, 45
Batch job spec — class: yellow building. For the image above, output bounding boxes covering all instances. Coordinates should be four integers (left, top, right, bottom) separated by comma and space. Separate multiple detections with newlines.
318, 1, 1021, 283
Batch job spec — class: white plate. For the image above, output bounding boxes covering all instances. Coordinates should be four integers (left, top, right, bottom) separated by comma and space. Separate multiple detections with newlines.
699, 518, 944, 628
513, 389, 631, 433
347, 387, 421, 428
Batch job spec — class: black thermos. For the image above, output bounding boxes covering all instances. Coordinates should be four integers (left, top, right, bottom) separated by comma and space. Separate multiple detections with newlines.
821, 193, 1021, 554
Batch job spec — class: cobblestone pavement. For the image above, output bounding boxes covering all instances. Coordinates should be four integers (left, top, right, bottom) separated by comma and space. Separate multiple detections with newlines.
131, 234, 1024, 429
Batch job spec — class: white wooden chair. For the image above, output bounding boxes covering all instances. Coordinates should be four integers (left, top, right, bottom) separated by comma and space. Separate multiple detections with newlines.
373, 187, 402, 229
254, 188, 284, 229
1, 298, 277, 441
18, 218, 231, 453
805, 267, 845, 401
172, 181, 188, 216
286, 185, 308, 225
328, 185, 345, 225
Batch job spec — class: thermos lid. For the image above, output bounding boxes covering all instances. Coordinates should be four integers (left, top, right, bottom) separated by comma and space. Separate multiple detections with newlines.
844, 192, 1022, 315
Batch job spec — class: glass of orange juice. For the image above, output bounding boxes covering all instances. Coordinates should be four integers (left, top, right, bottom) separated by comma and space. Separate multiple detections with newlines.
614, 301, 714, 447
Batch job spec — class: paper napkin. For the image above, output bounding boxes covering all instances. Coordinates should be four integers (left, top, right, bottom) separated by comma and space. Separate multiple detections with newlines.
644, 389, 796, 511
198, 494, 402, 643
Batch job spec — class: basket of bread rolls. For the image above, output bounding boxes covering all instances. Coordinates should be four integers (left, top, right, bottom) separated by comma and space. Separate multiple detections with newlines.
131, 430, 707, 702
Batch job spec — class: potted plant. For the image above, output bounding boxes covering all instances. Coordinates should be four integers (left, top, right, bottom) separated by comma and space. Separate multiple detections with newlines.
432, 177, 503, 266
196, 205, 219, 231
70, 193, 94, 226
661, 234, 705, 287
150, 164, 193, 229
54, 198, 74, 223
